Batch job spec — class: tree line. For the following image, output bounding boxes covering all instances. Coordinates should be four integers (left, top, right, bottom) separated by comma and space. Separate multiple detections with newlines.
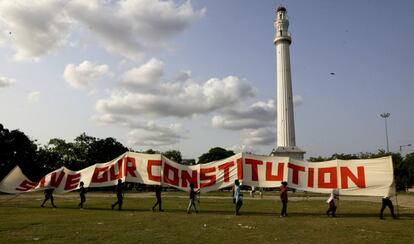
1, 123, 413, 191
0, 123, 235, 182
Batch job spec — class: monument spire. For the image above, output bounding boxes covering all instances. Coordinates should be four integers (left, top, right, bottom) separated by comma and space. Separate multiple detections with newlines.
272, 6, 305, 159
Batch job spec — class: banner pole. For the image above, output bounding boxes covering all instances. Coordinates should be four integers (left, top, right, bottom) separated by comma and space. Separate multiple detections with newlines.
395, 192, 400, 218
197, 189, 201, 210
0, 193, 21, 204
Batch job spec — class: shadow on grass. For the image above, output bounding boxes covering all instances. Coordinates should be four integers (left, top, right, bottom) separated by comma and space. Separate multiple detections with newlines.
3, 203, 414, 220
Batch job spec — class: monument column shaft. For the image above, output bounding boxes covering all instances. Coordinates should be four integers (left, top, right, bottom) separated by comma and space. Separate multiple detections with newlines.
272, 6, 305, 159
276, 41, 296, 147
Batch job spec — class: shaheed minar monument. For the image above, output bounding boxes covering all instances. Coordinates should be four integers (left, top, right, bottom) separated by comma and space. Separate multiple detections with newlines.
271, 6, 305, 159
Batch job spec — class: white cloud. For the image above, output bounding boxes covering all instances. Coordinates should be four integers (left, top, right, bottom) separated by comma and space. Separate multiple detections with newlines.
94, 58, 255, 148
96, 58, 256, 118
127, 121, 185, 147
65, 0, 205, 59
117, 0, 206, 41
27, 91, 40, 103
229, 144, 255, 154
63, 60, 110, 89
0, 0, 205, 60
241, 128, 275, 146
93, 114, 186, 148
175, 70, 191, 82
212, 93, 303, 131
211, 100, 277, 146
211, 96, 303, 146
0, 0, 70, 60
212, 100, 275, 130
0, 76, 15, 88
122, 58, 164, 89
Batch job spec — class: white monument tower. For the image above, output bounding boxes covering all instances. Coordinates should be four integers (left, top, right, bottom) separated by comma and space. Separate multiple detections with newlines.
271, 6, 305, 159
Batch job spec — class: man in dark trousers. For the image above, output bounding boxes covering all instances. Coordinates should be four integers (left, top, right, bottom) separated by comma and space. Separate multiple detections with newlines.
279, 181, 288, 217
152, 185, 164, 212
78, 181, 87, 209
41, 188, 56, 208
187, 183, 199, 214
380, 195, 397, 219
111, 179, 124, 210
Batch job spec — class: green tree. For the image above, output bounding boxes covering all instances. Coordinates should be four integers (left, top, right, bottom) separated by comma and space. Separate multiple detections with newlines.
163, 150, 182, 163
46, 133, 128, 170
47, 138, 82, 170
35, 146, 62, 173
0, 124, 42, 181
198, 147, 235, 164
404, 152, 414, 188
144, 149, 159, 154
88, 137, 128, 164
308, 156, 332, 162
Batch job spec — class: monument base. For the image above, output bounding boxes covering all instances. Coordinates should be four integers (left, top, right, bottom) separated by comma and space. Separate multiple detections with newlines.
270, 146, 306, 160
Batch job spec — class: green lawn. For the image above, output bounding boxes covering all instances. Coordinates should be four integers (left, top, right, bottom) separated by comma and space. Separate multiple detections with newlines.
0, 192, 413, 243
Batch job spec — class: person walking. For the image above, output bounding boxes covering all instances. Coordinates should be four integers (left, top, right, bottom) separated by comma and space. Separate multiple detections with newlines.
152, 185, 164, 212
187, 183, 199, 214
41, 188, 57, 208
78, 181, 87, 209
111, 179, 124, 211
279, 181, 288, 217
326, 189, 339, 217
380, 195, 397, 219
234, 180, 243, 215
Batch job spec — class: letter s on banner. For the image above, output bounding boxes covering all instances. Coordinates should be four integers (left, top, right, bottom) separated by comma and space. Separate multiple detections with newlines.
16, 180, 37, 191
200, 167, 216, 188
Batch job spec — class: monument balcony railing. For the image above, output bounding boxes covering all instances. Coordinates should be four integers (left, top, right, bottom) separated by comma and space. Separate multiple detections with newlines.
275, 32, 291, 38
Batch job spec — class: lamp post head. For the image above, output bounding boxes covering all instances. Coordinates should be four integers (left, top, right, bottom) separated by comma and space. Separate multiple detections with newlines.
400, 144, 412, 153
380, 113, 390, 119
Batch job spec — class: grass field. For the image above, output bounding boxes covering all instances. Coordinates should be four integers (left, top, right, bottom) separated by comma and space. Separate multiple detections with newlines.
1, 192, 413, 243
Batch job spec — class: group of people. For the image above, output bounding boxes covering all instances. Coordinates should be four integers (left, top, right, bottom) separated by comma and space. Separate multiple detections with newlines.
39, 179, 397, 219
278, 181, 396, 220
39, 179, 202, 214
232, 180, 396, 220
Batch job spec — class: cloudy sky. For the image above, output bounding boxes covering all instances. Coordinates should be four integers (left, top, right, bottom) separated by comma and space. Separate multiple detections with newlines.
0, 0, 413, 159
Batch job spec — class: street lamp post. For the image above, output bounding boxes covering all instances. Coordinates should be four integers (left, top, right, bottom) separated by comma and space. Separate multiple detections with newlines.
399, 144, 412, 153
380, 113, 390, 152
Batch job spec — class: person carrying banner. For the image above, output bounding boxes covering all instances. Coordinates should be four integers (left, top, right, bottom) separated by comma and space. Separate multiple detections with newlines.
250, 186, 256, 198
152, 185, 164, 212
279, 181, 288, 217
187, 183, 199, 214
326, 189, 339, 217
111, 179, 124, 211
234, 179, 243, 215
380, 195, 397, 219
41, 188, 56, 208
78, 181, 87, 209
